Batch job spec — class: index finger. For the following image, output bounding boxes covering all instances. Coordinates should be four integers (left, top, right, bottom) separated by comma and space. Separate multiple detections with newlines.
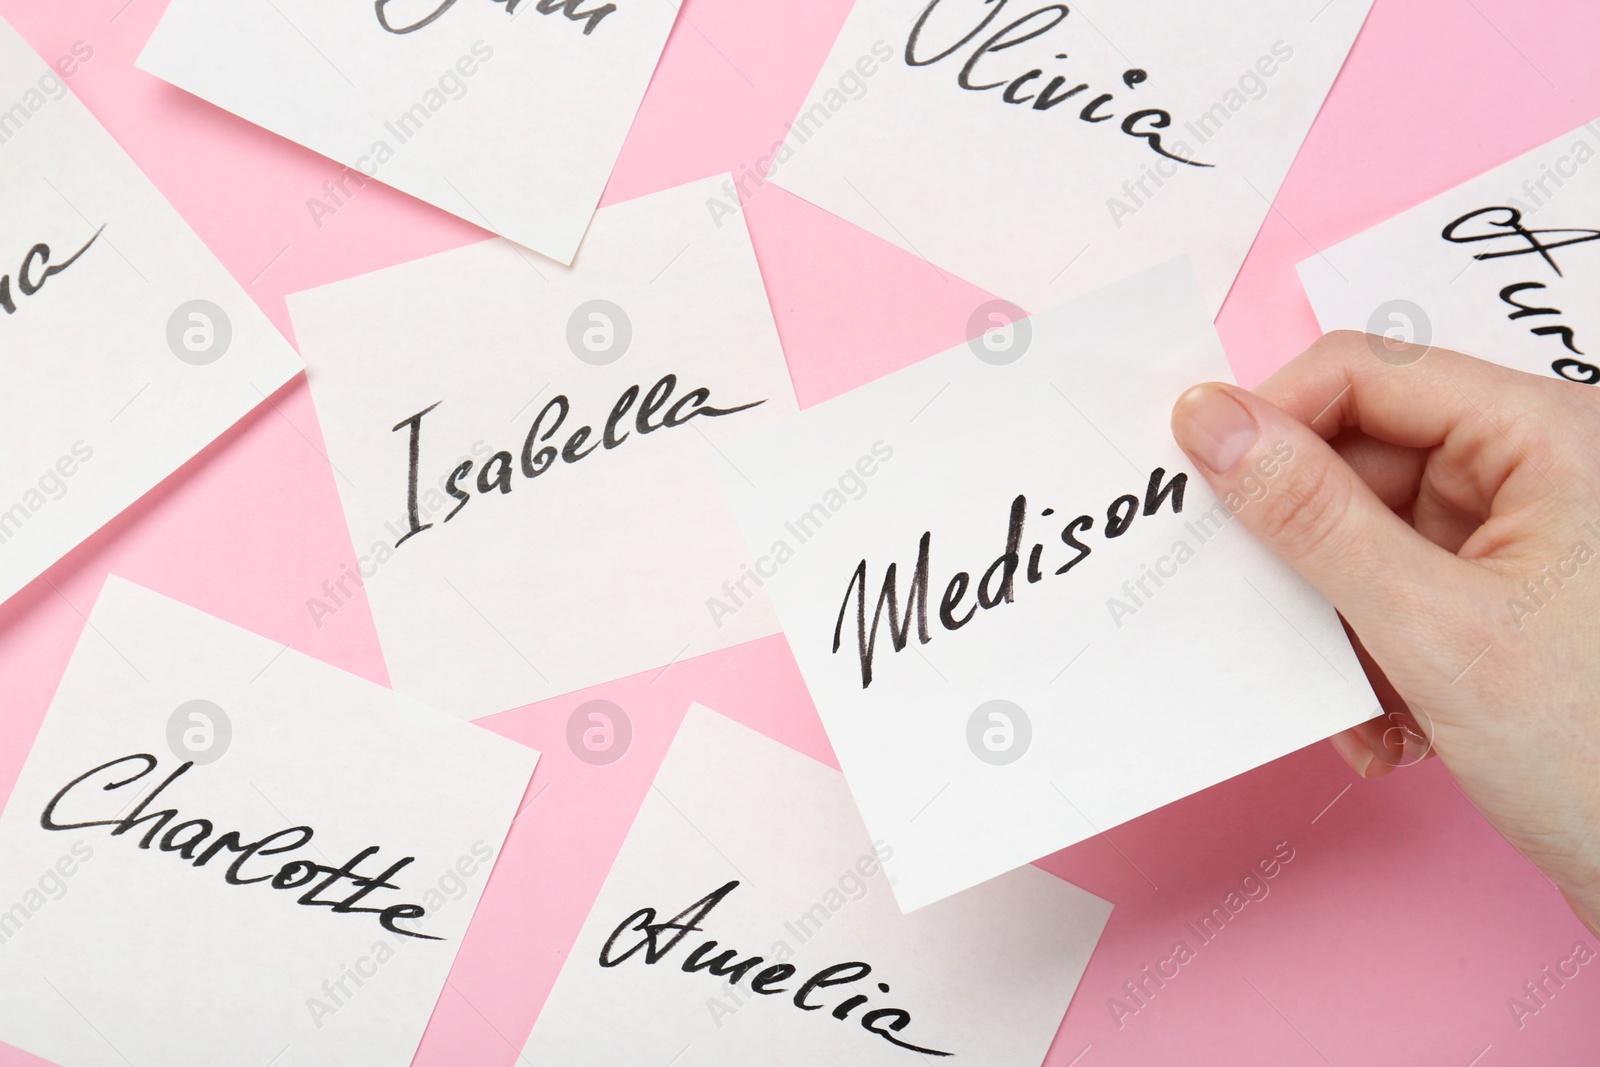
1257, 331, 1546, 449
1255, 331, 1556, 521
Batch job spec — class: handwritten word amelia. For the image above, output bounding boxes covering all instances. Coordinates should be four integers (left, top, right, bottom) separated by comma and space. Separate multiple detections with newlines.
835, 466, 1187, 687
1, 226, 102, 317
375, 0, 617, 36
906, 0, 1209, 168
390, 374, 766, 548
41, 754, 444, 941
601, 879, 951, 1057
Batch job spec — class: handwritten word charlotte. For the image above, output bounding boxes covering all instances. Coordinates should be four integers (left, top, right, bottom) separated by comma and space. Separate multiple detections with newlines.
1441, 205, 1600, 383
601, 879, 952, 1057
835, 466, 1187, 687
390, 374, 766, 548
906, 0, 1210, 168
376, 0, 618, 36
41, 754, 446, 941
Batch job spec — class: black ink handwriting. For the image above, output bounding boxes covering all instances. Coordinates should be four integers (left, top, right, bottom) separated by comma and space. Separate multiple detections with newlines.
600, 881, 952, 1057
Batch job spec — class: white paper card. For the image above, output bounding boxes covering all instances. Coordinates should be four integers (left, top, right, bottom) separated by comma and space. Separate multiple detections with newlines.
521, 703, 1111, 1065
714, 259, 1376, 911
137, 0, 677, 265
0, 19, 303, 606
0, 577, 539, 1067
766, 0, 1372, 315
1299, 119, 1600, 384
289, 176, 798, 719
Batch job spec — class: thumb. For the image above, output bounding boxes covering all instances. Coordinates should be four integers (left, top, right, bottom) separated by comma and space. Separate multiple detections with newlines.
1169, 382, 1461, 656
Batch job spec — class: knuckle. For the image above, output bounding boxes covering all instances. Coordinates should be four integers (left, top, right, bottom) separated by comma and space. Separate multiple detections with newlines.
1321, 328, 1367, 350
1315, 329, 1370, 363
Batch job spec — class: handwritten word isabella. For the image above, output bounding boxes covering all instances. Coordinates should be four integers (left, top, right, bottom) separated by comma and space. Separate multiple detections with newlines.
41, 754, 444, 941
836, 466, 1186, 687
390, 373, 765, 548
906, 0, 1209, 167
601, 880, 952, 1057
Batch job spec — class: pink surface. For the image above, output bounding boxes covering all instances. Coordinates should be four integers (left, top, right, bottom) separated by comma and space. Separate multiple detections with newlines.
1, 0, 1597, 1064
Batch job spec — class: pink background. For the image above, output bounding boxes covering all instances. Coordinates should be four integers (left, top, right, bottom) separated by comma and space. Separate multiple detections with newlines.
2, 0, 1598, 1063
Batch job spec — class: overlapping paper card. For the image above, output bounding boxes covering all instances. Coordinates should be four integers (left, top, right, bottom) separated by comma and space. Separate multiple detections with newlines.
521, 703, 1111, 1065
0, 577, 539, 1067
0, 18, 302, 607
1299, 118, 1600, 384
137, 0, 677, 264
290, 176, 797, 719
767, 0, 1373, 314
714, 259, 1377, 911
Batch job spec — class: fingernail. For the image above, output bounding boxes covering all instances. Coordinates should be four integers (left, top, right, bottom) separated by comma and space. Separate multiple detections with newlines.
1329, 730, 1375, 778
1172, 384, 1259, 474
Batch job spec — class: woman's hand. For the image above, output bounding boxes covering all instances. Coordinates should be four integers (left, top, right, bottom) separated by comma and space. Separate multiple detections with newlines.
1171, 331, 1600, 933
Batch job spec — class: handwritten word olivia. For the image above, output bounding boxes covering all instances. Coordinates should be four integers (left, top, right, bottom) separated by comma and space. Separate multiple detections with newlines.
1107, 42, 1292, 228
375, 0, 616, 36
905, 0, 1209, 168
834, 466, 1187, 687
601, 880, 951, 1057
390, 374, 766, 548
1441, 205, 1600, 382
41, 754, 443, 941
0, 227, 102, 317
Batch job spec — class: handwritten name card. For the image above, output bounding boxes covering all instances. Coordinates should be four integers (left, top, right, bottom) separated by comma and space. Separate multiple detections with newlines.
0, 577, 539, 1066
0, 17, 302, 607
137, 0, 677, 264
713, 260, 1376, 911
289, 176, 798, 718
521, 703, 1111, 1065
766, 0, 1373, 314
1299, 119, 1600, 384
